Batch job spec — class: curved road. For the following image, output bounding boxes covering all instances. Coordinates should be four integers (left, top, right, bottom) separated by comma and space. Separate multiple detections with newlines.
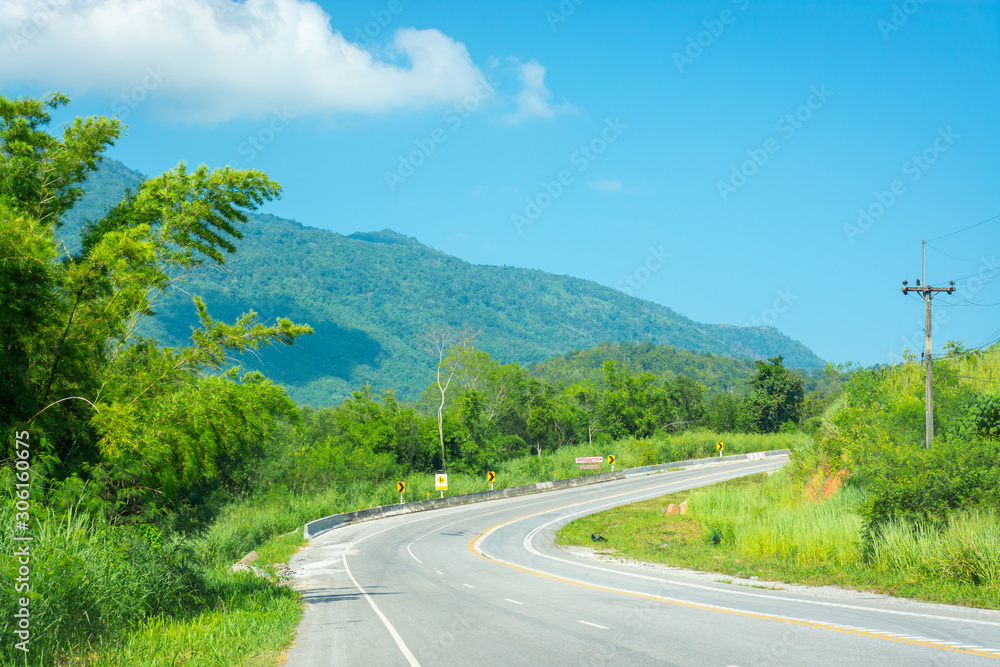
286, 457, 1000, 665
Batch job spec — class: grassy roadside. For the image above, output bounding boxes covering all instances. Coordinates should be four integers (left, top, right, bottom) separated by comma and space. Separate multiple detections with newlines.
88, 531, 306, 667
556, 473, 1000, 609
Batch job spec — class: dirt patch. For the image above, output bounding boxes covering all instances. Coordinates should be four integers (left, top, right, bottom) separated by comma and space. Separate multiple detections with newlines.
805, 467, 847, 501
819, 469, 847, 499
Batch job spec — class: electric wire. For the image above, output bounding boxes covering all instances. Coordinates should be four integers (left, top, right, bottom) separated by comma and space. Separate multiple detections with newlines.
925, 244, 978, 261
927, 213, 1000, 242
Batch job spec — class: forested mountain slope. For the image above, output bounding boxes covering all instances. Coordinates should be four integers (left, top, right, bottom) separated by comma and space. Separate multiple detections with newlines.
62, 159, 824, 405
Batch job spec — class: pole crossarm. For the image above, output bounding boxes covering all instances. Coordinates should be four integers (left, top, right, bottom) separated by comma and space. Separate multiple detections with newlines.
900, 285, 955, 296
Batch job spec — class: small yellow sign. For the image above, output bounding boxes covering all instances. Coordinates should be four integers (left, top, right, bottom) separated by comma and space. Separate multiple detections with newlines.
396, 481, 405, 493
716, 442, 724, 452
487, 471, 496, 483
607, 455, 616, 466
435, 474, 448, 490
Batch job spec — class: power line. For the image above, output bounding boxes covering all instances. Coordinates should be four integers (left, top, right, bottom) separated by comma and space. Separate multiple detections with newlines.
925, 244, 978, 261
940, 294, 1000, 307
956, 375, 1000, 385
927, 213, 1000, 242
951, 271, 1000, 287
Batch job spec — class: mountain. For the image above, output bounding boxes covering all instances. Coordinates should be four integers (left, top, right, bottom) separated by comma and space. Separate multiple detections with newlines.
62, 159, 825, 406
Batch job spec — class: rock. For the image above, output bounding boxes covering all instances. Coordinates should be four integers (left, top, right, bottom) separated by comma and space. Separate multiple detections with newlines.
230, 561, 270, 578
237, 550, 259, 567
230, 551, 270, 579
679, 499, 689, 515
664, 503, 681, 515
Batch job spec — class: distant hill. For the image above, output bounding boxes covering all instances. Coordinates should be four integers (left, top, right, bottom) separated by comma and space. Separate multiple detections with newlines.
62, 159, 825, 406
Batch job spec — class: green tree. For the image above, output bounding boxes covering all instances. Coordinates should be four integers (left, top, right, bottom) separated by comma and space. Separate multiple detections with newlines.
597, 360, 666, 439
704, 391, 739, 432
737, 356, 804, 433
0, 93, 311, 513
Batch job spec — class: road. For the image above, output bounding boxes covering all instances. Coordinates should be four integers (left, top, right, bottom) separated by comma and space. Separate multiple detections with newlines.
286, 457, 1000, 666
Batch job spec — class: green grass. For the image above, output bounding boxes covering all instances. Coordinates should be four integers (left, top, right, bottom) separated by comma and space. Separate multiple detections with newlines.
89, 566, 302, 667
87, 527, 306, 667
557, 472, 1000, 609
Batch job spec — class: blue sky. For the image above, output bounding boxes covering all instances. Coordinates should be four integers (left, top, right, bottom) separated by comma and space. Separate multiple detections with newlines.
3, 0, 999, 366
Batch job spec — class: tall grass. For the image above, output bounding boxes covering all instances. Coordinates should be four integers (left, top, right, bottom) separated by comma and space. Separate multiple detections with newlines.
0, 502, 206, 665
690, 470, 864, 568
869, 509, 1000, 588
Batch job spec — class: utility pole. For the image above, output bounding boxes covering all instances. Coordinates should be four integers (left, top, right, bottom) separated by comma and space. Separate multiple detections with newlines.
900, 240, 955, 449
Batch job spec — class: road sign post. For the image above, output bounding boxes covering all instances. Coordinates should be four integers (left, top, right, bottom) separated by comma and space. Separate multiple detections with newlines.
487, 471, 496, 491
575, 457, 603, 476
396, 481, 405, 504
716, 441, 724, 458
435, 473, 448, 498
607, 454, 615, 471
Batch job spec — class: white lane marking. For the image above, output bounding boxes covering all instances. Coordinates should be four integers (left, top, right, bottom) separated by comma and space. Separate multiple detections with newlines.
578, 620, 609, 629
463, 583, 474, 589
516, 490, 1000, 630
343, 550, 420, 666
526, 526, 1000, 628
505, 598, 523, 605
321, 473, 715, 667
405, 495, 560, 565
465, 468, 1000, 656
320, 460, 781, 667
481, 534, 997, 656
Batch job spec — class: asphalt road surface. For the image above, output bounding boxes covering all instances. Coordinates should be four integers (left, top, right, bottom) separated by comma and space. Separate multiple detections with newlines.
286, 457, 1000, 666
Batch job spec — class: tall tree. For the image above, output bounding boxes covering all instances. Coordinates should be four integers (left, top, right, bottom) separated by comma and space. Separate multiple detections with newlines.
737, 356, 804, 433
0, 93, 311, 511
418, 324, 478, 471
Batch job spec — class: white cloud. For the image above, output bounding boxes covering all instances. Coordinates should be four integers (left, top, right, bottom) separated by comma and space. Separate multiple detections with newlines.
504, 58, 577, 124
588, 178, 623, 192
0, 0, 486, 122
587, 178, 649, 194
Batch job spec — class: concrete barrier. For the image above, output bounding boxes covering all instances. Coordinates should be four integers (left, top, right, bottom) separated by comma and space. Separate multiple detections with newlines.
623, 448, 790, 477
303, 449, 789, 539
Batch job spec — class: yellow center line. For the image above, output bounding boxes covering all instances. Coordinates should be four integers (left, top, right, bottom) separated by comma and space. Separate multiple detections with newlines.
465, 462, 999, 661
